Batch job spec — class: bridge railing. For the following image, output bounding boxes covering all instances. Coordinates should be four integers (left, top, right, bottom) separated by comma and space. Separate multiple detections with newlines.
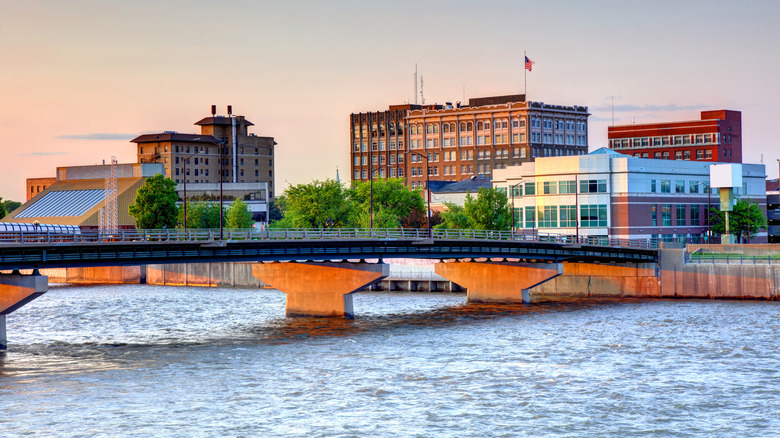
0, 228, 656, 249
686, 253, 780, 265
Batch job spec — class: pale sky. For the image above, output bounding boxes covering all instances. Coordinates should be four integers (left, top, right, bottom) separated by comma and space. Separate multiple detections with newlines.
2, 0, 779, 202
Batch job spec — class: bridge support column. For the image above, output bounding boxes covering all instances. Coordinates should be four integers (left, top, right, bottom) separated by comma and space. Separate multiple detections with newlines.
435, 262, 562, 304
252, 262, 389, 318
1, 273, 48, 350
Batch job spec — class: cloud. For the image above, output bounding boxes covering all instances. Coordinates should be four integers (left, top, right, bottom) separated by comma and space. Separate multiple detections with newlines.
591, 103, 706, 113
57, 133, 136, 140
19, 151, 69, 156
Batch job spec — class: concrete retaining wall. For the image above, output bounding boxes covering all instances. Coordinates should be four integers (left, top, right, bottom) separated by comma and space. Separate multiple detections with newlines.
530, 262, 660, 300
660, 248, 780, 300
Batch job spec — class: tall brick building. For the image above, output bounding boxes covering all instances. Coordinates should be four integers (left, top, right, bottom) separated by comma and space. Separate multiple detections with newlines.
607, 110, 741, 163
350, 95, 590, 189
132, 106, 276, 200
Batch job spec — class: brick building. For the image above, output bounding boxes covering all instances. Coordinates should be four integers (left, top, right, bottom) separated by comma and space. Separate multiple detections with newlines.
607, 110, 741, 163
350, 95, 590, 189
132, 106, 276, 201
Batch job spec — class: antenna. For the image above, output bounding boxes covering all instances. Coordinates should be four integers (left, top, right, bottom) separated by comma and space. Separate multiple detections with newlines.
463, 85, 465, 103
414, 64, 418, 105
611, 96, 614, 126
420, 75, 425, 105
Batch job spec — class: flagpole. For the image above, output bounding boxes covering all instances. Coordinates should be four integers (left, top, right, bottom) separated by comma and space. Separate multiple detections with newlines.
524, 50, 527, 98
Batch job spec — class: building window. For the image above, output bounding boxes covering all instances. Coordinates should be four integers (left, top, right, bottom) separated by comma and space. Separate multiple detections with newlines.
691, 205, 700, 225
580, 179, 607, 193
538, 206, 558, 228
683, 151, 691, 160
676, 204, 686, 226
660, 180, 671, 193
675, 151, 682, 160
560, 205, 576, 227
650, 179, 657, 193
524, 182, 535, 196
662, 151, 670, 159
662, 205, 672, 226
559, 180, 576, 194
525, 206, 536, 228
540, 181, 558, 195
580, 205, 607, 227
689, 181, 700, 194
675, 180, 685, 193
652, 205, 657, 226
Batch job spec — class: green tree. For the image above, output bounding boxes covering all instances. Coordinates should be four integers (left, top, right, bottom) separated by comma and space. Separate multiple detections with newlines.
225, 199, 254, 228
177, 201, 222, 228
0, 197, 6, 219
2, 199, 21, 218
128, 174, 179, 229
709, 199, 767, 243
349, 178, 425, 228
437, 202, 471, 229
437, 188, 511, 230
272, 179, 356, 228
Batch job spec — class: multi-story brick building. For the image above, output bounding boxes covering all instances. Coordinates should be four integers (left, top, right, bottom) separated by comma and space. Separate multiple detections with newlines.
132, 106, 276, 200
492, 148, 767, 244
607, 110, 741, 163
350, 95, 590, 189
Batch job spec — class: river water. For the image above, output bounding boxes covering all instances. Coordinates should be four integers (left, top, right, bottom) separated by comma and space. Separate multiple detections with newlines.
1, 284, 779, 437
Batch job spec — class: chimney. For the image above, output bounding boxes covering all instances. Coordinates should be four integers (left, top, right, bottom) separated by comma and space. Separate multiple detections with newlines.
211, 105, 216, 116
227, 105, 232, 116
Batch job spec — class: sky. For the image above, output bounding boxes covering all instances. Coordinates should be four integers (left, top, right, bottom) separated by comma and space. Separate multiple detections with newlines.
2, 0, 779, 202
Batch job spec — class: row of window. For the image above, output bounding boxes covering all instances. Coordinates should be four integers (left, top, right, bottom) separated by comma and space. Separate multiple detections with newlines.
355, 168, 406, 179
651, 204, 709, 226
354, 139, 406, 152
611, 133, 733, 149
508, 204, 607, 229
505, 179, 607, 197
631, 149, 715, 160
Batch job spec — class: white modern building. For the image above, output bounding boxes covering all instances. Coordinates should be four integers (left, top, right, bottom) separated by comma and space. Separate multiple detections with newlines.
492, 148, 767, 243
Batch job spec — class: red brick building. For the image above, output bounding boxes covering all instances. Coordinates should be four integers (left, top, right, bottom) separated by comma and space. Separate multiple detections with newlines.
351, 95, 590, 189
607, 110, 741, 163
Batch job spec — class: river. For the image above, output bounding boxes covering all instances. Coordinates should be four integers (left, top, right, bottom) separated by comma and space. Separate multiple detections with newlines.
1, 284, 779, 437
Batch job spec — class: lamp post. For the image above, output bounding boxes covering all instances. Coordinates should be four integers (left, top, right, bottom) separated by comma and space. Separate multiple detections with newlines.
182, 151, 197, 233
706, 182, 711, 242
412, 153, 431, 238
219, 138, 224, 241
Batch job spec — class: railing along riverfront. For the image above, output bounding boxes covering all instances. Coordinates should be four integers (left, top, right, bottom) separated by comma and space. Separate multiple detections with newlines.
686, 252, 780, 265
0, 228, 658, 250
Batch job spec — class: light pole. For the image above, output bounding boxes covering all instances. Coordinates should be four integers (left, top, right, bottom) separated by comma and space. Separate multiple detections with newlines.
182, 151, 197, 232
412, 153, 431, 238
219, 139, 224, 240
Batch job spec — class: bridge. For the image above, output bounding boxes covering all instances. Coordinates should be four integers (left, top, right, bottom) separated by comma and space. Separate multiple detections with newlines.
0, 228, 659, 349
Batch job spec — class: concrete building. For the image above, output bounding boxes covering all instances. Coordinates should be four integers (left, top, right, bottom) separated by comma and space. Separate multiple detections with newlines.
351, 94, 590, 190
428, 176, 493, 212
607, 110, 742, 163
5, 163, 164, 229
492, 148, 767, 244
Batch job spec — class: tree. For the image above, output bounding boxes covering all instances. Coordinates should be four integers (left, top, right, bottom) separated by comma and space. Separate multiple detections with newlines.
437, 188, 511, 230
272, 179, 356, 228
0, 197, 6, 219
709, 199, 766, 243
177, 201, 222, 228
128, 174, 179, 229
2, 199, 21, 218
437, 202, 471, 229
225, 199, 254, 228
349, 178, 425, 228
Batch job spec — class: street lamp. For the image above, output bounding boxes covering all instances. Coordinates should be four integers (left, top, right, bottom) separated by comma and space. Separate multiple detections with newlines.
182, 151, 198, 233
411, 153, 431, 238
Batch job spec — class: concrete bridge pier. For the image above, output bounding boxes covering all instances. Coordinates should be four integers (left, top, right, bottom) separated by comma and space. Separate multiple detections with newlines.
252, 262, 389, 318
0, 273, 48, 350
435, 261, 563, 304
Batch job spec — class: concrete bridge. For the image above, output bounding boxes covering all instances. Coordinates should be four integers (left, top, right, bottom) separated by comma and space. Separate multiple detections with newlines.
1, 227, 661, 349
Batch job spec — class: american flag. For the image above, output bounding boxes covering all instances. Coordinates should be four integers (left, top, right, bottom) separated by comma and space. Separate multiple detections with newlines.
525, 56, 534, 72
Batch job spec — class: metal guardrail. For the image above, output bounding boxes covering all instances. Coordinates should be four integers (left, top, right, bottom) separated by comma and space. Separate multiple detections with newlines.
0, 228, 657, 250
686, 253, 780, 265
